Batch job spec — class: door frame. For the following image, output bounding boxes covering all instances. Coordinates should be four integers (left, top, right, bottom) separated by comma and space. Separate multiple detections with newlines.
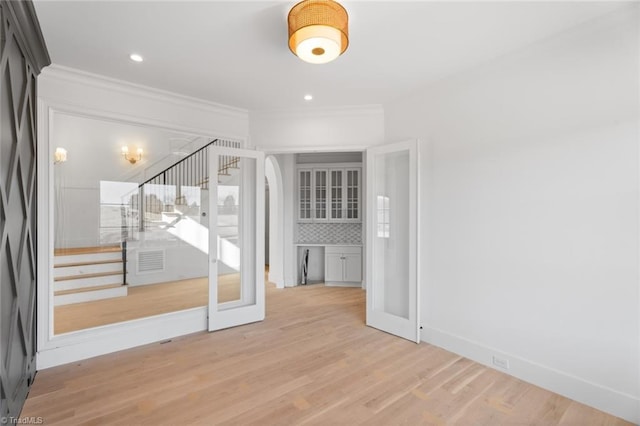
260, 147, 369, 289
265, 155, 285, 288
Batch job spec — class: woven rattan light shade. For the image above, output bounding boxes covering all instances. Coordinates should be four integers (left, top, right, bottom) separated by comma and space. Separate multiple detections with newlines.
288, 0, 349, 64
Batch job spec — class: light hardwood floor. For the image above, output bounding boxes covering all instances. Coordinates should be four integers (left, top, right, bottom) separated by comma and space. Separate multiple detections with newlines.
55, 275, 240, 334
27, 283, 631, 425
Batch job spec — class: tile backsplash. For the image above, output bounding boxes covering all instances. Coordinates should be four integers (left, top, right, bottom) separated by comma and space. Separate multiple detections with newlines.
297, 223, 362, 244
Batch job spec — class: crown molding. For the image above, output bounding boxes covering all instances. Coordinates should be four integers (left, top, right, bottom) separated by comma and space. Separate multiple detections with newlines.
40, 64, 249, 120
40, 66, 381, 121
4, 0, 51, 73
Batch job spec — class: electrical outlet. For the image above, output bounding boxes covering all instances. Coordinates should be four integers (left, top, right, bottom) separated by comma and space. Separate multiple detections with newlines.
492, 355, 510, 370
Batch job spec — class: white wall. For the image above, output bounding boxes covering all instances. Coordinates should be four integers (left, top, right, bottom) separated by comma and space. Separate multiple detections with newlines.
126, 241, 208, 287
385, 6, 639, 423
249, 105, 384, 151
265, 156, 285, 287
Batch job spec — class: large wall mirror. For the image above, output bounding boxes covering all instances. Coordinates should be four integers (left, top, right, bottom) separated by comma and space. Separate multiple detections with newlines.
51, 112, 239, 335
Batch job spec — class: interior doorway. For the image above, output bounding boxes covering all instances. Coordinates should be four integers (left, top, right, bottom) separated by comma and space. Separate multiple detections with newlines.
265, 178, 269, 268
265, 155, 284, 288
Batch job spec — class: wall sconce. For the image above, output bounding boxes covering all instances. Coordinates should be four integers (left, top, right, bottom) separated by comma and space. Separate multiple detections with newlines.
54, 147, 67, 164
122, 146, 143, 164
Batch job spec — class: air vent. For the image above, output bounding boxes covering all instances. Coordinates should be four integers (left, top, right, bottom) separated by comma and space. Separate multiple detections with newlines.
137, 249, 165, 274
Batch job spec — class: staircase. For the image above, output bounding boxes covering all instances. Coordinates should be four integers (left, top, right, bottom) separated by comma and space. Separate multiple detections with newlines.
138, 138, 241, 232
54, 245, 128, 306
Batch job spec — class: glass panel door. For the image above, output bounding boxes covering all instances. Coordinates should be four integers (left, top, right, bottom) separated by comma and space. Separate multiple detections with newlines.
366, 140, 419, 342
208, 147, 265, 331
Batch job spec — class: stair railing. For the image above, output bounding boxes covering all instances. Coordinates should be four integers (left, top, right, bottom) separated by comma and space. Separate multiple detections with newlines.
137, 139, 241, 231
121, 240, 127, 285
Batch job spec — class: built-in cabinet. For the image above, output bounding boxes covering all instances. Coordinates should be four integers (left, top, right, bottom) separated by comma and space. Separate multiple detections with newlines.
298, 166, 360, 222
297, 161, 362, 288
325, 246, 362, 285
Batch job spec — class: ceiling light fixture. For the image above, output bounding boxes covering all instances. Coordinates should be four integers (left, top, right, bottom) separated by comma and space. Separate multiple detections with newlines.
122, 146, 143, 164
288, 0, 349, 64
129, 53, 143, 63
304, 94, 313, 101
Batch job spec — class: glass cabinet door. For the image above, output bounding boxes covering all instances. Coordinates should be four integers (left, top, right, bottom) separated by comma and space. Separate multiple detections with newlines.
330, 169, 343, 220
345, 168, 360, 220
298, 169, 312, 221
314, 169, 328, 220
298, 166, 361, 223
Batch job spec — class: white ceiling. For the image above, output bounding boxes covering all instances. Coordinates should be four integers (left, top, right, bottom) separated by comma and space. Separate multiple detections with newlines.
34, 1, 627, 111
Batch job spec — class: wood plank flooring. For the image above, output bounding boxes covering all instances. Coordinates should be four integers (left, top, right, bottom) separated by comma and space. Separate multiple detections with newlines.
26, 284, 631, 425
54, 246, 121, 256
55, 275, 239, 334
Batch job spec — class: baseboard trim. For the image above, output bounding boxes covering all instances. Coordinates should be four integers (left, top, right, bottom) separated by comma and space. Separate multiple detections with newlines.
37, 307, 207, 369
268, 272, 284, 289
421, 326, 639, 424
324, 281, 362, 288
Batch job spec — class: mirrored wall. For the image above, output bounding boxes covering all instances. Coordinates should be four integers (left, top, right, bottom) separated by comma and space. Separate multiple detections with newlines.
52, 112, 237, 334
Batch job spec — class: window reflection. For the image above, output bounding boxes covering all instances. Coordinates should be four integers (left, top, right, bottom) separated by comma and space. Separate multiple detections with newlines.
376, 195, 390, 238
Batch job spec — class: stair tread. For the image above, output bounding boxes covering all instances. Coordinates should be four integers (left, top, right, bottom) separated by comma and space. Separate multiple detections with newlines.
55, 259, 123, 268
55, 270, 125, 282
54, 284, 125, 296
55, 245, 121, 256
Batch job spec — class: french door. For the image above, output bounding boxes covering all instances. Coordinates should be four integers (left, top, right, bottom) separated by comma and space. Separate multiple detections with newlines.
365, 140, 420, 343
208, 147, 265, 331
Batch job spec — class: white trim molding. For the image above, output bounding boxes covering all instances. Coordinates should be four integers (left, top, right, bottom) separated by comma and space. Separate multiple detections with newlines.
38, 308, 207, 369
43, 64, 248, 119
39, 65, 249, 143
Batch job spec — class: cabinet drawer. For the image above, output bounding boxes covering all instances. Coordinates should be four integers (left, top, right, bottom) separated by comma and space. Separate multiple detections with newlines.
324, 246, 361, 255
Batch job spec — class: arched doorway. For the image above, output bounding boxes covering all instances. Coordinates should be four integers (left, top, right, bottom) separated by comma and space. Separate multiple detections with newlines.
265, 155, 284, 288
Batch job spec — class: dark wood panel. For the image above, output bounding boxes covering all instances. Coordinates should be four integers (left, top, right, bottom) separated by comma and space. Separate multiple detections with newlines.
0, 0, 48, 420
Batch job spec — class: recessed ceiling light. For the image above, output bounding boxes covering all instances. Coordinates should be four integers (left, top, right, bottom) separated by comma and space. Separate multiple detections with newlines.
129, 53, 143, 63
304, 94, 313, 101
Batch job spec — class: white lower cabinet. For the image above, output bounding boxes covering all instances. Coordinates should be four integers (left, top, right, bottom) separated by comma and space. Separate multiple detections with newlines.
325, 252, 344, 283
324, 246, 362, 286
343, 252, 362, 282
